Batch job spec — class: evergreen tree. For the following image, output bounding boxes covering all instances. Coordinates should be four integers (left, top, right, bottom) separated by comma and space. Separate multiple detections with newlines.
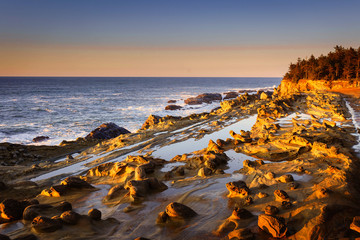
283, 46, 360, 82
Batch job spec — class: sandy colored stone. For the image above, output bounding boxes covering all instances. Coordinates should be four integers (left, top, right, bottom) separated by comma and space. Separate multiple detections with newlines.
258, 214, 287, 238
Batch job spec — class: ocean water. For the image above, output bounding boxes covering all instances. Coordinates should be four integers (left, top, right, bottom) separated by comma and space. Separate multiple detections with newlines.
0, 77, 280, 145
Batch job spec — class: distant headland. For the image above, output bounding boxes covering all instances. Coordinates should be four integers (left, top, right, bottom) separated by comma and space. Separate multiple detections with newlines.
279, 46, 360, 96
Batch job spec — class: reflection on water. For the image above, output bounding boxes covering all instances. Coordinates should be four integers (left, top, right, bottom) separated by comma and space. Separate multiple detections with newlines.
160, 162, 186, 172
225, 149, 258, 174
290, 173, 312, 182
152, 115, 257, 160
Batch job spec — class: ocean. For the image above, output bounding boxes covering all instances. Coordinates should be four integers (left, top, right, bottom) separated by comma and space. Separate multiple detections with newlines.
0, 77, 281, 145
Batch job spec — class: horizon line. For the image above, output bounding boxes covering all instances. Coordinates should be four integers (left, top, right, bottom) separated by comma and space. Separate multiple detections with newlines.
0, 76, 282, 78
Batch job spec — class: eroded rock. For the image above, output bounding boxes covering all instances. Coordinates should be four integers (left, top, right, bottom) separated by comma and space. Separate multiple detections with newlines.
31, 216, 62, 233
226, 180, 250, 198
258, 214, 287, 238
274, 190, 290, 202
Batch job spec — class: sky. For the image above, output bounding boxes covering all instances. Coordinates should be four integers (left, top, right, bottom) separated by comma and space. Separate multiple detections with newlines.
1, 0, 360, 77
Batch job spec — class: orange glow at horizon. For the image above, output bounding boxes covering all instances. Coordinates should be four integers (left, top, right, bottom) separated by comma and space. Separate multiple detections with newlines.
0, 43, 332, 77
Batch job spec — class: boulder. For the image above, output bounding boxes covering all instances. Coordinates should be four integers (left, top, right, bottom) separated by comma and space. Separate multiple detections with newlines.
232, 207, 254, 219
277, 174, 294, 183
226, 180, 250, 198
264, 205, 279, 216
156, 211, 169, 224
85, 122, 130, 140
165, 202, 197, 219
41, 185, 68, 197
207, 140, 223, 153
31, 216, 62, 233
125, 178, 167, 200
258, 214, 287, 238
23, 204, 52, 221
165, 105, 182, 111
260, 92, 269, 100
198, 167, 212, 177
88, 208, 101, 221
289, 182, 299, 190
32, 136, 49, 143
258, 192, 269, 199
223, 91, 239, 100
167, 100, 177, 103
274, 190, 290, 202
265, 172, 275, 180
0, 199, 30, 220
60, 176, 94, 189
141, 115, 161, 130
55, 201, 72, 212
60, 210, 80, 225
184, 93, 222, 105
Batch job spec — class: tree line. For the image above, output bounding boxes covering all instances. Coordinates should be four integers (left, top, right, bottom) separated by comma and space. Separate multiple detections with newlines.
283, 46, 360, 82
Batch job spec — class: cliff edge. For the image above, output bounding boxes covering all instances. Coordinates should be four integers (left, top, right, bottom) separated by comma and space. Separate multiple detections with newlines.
278, 79, 360, 96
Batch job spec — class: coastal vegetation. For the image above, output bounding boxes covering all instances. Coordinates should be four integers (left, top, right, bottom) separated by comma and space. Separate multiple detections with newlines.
284, 46, 360, 82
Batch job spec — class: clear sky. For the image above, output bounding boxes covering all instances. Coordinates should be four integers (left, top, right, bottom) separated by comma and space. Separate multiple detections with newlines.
1, 0, 360, 77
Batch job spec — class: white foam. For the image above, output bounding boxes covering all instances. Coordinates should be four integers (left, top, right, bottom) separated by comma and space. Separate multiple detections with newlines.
345, 100, 360, 154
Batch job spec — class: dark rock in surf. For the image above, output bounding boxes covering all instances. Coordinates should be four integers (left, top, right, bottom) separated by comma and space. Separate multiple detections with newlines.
85, 122, 130, 140
165, 105, 182, 111
184, 93, 222, 105
224, 91, 239, 100
32, 136, 49, 143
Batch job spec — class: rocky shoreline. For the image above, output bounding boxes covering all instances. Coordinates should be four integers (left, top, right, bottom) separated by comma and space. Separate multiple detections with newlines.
0, 81, 360, 239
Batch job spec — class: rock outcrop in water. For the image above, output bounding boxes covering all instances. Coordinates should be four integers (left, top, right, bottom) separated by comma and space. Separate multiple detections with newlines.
184, 93, 222, 105
85, 122, 130, 140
